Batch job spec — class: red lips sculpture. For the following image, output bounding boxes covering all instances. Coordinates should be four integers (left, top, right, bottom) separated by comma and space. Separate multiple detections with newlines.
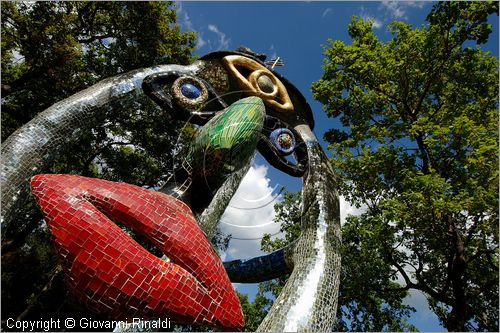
30, 174, 244, 330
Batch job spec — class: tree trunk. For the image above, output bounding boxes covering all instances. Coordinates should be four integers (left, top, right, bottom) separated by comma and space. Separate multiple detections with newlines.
446, 221, 468, 331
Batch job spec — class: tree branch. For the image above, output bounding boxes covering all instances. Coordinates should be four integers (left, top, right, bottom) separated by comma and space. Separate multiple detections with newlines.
76, 34, 113, 44
388, 250, 416, 289
387, 244, 453, 306
466, 248, 496, 264
464, 213, 483, 246
415, 134, 431, 174
375, 285, 411, 293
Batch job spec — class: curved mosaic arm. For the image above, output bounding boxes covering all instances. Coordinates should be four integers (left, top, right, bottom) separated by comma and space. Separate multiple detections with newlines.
1, 64, 198, 234
197, 159, 253, 240
257, 127, 342, 331
223, 244, 295, 283
222, 126, 342, 331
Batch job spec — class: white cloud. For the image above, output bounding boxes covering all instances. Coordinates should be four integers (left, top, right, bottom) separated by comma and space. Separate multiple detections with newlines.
381, 1, 406, 19
407, 1, 426, 8
176, 3, 233, 51
364, 16, 383, 29
340, 196, 367, 225
208, 24, 230, 50
220, 165, 369, 262
176, 2, 193, 31
371, 19, 383, 29
220, 164, 282, 260
196, 32, 207, 49
268, 44, 277, 60
11, 49, 24, 64
380, 1, 425, 20
322, 8, 333, 19
176, 2, 207, 50
359, 5, 384, 30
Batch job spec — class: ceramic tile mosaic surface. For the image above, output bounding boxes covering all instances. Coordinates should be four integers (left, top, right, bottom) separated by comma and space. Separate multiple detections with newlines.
4, 48, 342, 332
30, 174, 244, 330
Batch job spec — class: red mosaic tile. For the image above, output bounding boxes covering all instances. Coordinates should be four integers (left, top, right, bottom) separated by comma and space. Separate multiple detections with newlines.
30, 174, 244, 330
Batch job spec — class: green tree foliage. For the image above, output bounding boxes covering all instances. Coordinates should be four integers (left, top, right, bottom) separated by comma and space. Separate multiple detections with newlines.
237, 291, 272, 332
1, 1, 195, 139
311, 1, 498, 331
1, 1, 196, 325
258, 192, 417, 332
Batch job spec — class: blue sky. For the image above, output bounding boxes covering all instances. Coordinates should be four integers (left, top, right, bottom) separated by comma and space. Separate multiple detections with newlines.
177, 0, 499, 192
175, 1, 499, 331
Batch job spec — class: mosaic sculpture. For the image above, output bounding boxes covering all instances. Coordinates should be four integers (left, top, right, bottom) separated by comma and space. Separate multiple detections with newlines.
1, 48, 341, 331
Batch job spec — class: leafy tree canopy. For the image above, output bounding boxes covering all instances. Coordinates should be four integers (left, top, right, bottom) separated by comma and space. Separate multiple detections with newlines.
310, 1, 498, 331
239, 2, 499, 332
253, 191, 418, 332
2, 1, 195, 139
237, 291, 272, 332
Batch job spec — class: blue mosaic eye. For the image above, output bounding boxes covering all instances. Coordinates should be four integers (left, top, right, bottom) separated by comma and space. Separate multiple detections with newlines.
180, 83, 201, 99
270, 128, 295, 155
172, 76, 208, 110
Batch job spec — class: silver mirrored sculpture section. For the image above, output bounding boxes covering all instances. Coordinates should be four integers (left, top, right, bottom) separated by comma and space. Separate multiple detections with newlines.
1, 48, 341, 331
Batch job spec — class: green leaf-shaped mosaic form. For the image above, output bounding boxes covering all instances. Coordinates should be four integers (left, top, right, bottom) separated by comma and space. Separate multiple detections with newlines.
189, 96, 265, 186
